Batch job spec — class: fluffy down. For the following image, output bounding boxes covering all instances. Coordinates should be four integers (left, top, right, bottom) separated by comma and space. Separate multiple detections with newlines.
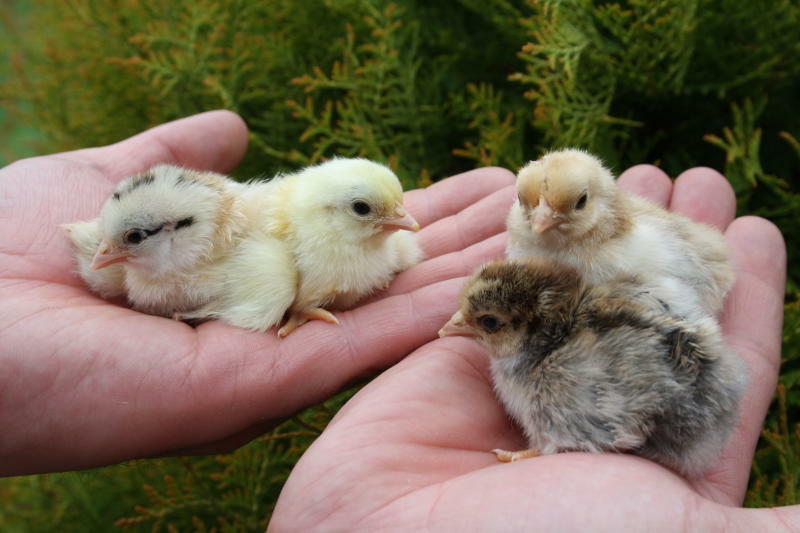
176, 230, 297, 331
62, 218, 126, 299
506, 148, 733, 319
441, 258, 745, 477
256, 158, 423, 336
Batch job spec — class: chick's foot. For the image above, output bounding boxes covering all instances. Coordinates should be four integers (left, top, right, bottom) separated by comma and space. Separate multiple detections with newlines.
492, 448, 540, 462
278, 307, 340, 338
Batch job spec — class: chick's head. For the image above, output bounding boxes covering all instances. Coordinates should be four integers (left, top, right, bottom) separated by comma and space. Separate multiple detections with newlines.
91, 165, 235, 277
291, 158, 419, 242
439, 258, 581, 358
516, 149, 617, 240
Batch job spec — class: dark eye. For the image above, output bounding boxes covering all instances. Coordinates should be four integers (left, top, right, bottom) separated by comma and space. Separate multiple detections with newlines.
575, 192, 588, 210
123, 229, 147, 245
478, 314, 502, 333
352, 200, 371, 216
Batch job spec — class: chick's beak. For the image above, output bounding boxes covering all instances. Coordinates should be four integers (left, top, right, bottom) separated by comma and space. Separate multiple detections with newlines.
380, 206, 420, 232
90, 240, 131, 270
438, 311, 477, 338
532, 196, 560, 234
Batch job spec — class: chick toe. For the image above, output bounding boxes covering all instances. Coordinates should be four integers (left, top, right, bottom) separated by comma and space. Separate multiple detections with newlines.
278, 307, 340, 337
492, 448, 540, 462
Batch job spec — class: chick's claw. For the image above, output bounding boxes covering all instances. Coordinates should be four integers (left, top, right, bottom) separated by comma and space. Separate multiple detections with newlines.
278, 307, 340, 338
492, 448, 540, 462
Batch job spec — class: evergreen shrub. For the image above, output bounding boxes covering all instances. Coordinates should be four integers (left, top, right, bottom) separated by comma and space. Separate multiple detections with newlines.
1, 0, 798, 528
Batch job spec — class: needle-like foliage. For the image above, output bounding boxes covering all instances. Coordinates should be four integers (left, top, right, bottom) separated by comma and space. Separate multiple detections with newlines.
1, 0, 799, 528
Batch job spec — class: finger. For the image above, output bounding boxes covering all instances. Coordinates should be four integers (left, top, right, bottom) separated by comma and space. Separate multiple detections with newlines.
60, 110, 249, 181
733, 506, 800, 533
196, 278, 468, 426
381, 233, 506, 298
417, 185, 516, 258
617, 165, 673, 207
404, 167, 515, 228
165, 419, 283, 456
696, 217, 786, 505
670, 168, 736, 231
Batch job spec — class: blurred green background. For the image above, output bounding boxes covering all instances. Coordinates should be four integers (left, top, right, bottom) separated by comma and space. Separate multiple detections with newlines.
1, 0, 798, 530
0, 1, 39, 164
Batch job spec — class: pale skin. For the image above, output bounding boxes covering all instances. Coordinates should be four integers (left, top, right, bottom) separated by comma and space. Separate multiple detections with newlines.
0, 111, 792, 529
269, 170, 794, 529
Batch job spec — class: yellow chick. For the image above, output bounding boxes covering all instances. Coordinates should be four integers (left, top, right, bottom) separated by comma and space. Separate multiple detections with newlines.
507, 149, 733, 318
75, 164, 249, 317
62, 218, 126, 299
259, 158, 423, 337
174, 228, 297, 332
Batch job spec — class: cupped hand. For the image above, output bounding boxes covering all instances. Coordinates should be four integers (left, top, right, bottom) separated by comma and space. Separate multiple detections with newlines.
269, 166, 794, 531
0, 111, 515, 475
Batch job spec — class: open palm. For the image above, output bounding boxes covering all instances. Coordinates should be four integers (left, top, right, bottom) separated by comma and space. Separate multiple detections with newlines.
0, 111, 516, 475
270, 167, 794, 530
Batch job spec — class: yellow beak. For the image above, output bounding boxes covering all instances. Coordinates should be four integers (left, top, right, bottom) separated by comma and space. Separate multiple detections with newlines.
438, 311, 477, 338
380, 206, 420, 232
90, 240, 131, 270
532, 197, 560, 234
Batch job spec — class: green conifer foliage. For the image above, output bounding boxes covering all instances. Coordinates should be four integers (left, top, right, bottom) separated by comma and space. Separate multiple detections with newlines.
284, 3, 436, 184
1, 0, 799, 527
451, 82, 525, 170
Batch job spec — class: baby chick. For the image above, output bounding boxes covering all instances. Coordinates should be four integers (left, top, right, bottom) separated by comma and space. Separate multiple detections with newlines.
439, 258, 744, 478
72, 164, 249, 317
257, 158, 423, 337
506, 149, 733, 318
173, 228, 298, 332
62, 218, 126, 299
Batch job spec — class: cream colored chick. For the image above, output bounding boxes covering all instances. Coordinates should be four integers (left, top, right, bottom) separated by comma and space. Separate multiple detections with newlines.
257, 158, 423, 337
440, 258, 744, 477
506, 149, 733, 318
67, 165, 298, 332
62, 218, 126, 299
77, 164, 248, 317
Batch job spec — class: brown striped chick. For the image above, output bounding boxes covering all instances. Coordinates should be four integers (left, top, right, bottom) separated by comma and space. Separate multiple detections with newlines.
440, 258, 744, 478
506, 149, 733, 319
254, 158, 423, 337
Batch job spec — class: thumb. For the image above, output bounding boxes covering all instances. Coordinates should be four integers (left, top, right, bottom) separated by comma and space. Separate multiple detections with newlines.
731, 504, 800, 532
62, 110, 249, 181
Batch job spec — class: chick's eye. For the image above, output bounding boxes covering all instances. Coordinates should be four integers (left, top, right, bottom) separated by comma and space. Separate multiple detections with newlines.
123, 229, 147, 245
575, 192, 588, 210
478, 314, 502, 333
352, 200, 371, 216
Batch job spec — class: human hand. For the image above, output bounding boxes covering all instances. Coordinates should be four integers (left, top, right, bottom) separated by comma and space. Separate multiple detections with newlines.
270, 166, 793, 531
0, 111, 515, 475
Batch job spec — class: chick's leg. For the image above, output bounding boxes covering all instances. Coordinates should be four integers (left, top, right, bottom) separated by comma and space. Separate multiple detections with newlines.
278, 307, 339, 338
492, 448, 540, 462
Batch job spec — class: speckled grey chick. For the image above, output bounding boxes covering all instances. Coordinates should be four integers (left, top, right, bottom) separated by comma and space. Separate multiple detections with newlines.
439, 258, 745, 478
